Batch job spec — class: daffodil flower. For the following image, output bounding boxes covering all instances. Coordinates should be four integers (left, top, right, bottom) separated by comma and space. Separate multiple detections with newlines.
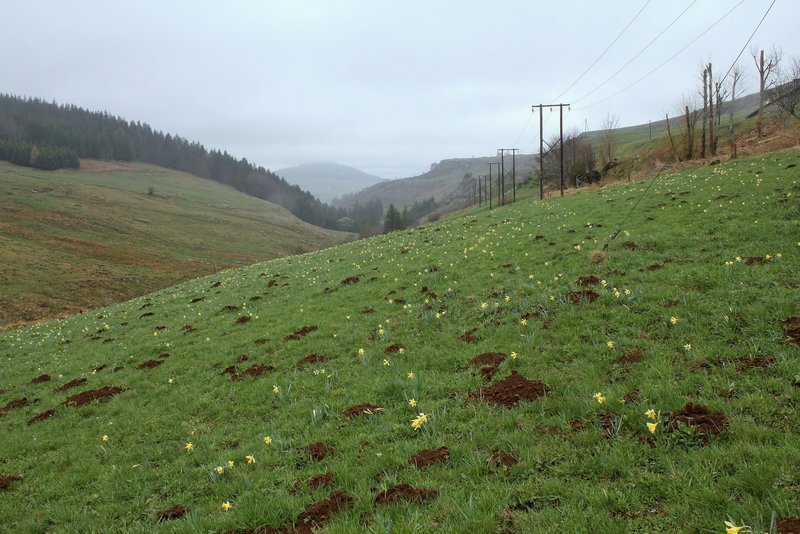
645, 409, 656, 419
246, 455, 255, 464
264, 436, 272, 445
724, 520, 745, 534
647, 422, 659, 434
221, 501, 232, 511
185, 443, 193, 451
409, 398, 417, 407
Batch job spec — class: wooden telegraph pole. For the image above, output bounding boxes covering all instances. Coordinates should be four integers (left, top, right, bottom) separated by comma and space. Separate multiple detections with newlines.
532, 103, 569, 198
498, 149, 519, 204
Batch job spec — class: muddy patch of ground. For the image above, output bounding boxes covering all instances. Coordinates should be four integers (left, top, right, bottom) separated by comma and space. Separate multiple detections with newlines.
342, 403, 382, 418
777, 517, 800, 533
341, 276, 360, 285
577, 275, 600, 286
468, 352, 506, 379
0, 475, 23, 491
2, 397, 29, 411
374, 484, 438, 505
135, 359, 164, 370
490, 450, 517, 471
782, 317, 800, 346
467, 371, 550, 407
615, 349, 643, 365
297, 490, 353, 531
667, 402, 728, 437
297, 354, 328, 366
235, 316, 252, 325
460, 328, 478, 343
54, 378, 87, 392
384, 344, 405, 354
62, 386, 127, 408
285, 325, 318, 341
27, 409, 55, 425
409, 446, 450, 468
31, 374, 51, 384
567, 290, 599, 305
233, 364, 274, 381
157, 505, 189, 521
293, 472, 334, 493
304, 442, 334, 462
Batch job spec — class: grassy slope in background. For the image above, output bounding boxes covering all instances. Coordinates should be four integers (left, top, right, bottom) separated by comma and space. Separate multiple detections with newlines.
0, 160, 354, 329
0, 151, 798, 533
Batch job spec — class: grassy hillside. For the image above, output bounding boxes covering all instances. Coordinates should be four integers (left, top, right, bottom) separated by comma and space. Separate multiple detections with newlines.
0, 160, 354, 329
0, 151, 798, 533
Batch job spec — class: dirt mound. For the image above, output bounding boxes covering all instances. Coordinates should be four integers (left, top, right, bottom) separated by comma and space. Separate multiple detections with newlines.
220, 365, 238, 376
135, 359, 164, 370
384, 344, 405, 353
460, 328, 478, 343
2, 397, 28, 411
297, 490, 353, 530
621, 241, 637, 250
0, 475, 23, 491
342, 403, 381, 418
622, 389, 641, 404
745, 256, 765, 265
28, 409, 55, 425
341, 276, 359, 285
491, 450, 518, 470
567, 290, 599, 305
667, 402, 728, 436
783, 317, 800, 346
157, 505, 189, 521
469, 352, 506, 379
615, 350, 643, 365
235, 316, 251, 325
54, 378, 88, 392
62, 386, 126, 408
31, 374, 51, 384
778, 517, 800, 533
304, 442, 334, 462
468, 371, 550, 407
577, 275, 600, 286
297, 354, 327, 366
294, 471, 334, 492
409, 446, 450, 468
285, 325, 318, 341
232, 364, 274, 380
374, 484, 438, 505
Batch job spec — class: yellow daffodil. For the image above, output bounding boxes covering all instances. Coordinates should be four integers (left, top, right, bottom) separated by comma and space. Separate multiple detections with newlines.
407, 372, 415, 379
647, 422, 659, 434
645, 409, 656, 419
670, 317, 678, 325
383, 359, 390, 366
215, 466, 224, 474
273, 385, 279, 393
409, 398, 417, 407
358, 348, 364, 355
264, 436, 272, 445
684, 343, 692, 351
227, 460, 234, 468
221, 501, 232, 511
521, 319, 528, 326
246, 455, 255, 464
185, 443, 193, 451
168, 378, 174, 384
606, 341, 615, 349
411, 412, 429, 430
510, 352, 518, 359
724, 521, 745, 534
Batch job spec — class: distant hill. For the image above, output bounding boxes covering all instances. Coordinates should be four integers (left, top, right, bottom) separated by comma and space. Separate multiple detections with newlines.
276, 162, 386, 203
333, 154, 537, 214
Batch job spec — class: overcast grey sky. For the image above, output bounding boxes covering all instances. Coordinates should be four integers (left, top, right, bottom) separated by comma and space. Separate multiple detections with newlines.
2, 1, 797, 178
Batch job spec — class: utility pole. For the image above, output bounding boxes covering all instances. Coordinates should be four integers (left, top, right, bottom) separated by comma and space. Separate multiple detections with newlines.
532, 103, 569, 199
498, 148, 519, 204
488, 162, 501, 209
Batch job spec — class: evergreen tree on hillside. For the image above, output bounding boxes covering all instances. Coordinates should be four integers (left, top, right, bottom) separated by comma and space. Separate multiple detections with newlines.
384, 204, 401, 233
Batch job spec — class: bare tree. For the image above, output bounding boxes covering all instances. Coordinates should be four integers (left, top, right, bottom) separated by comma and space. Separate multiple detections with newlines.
599, 113, 619, 167
727, 63, 745, 159
752, 46, 782, 138
770, 56, 800, 122
677, 95, 701, 161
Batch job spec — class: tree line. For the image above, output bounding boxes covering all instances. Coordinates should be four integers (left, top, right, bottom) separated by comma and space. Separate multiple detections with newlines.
0, 94, 382, 233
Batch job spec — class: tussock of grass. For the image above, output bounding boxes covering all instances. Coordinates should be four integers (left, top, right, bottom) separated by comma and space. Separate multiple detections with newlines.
1, 152, 799, 532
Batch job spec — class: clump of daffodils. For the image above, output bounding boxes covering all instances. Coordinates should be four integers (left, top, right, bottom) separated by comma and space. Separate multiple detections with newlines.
411, 412, 430, 431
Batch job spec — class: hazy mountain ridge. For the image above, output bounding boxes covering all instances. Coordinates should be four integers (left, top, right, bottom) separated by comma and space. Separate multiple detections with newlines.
276, 162, 386, 203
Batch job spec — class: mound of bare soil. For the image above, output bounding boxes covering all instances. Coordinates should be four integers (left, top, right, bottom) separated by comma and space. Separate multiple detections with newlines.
233, 364, 274, 381
460, 328, 478, 343
235, 316, 252, 325
615, 350, 643, 365
374, 484, 438, 505
31, 374, 51, 384
467, 371, 550, 407
783, 317, 800, 346
341, 276, 359, 285
567, 290, 599, 305
135, 359, 164, 370
297, 354, 327, 366
778, 517, 800, 533
409, 446, 450, 468
2, 397, 28, 411
157, 505, 189, 521
490, 450, 518, 470
62, 386, 126, 408
27, 409, 55, 426
469, 352, 506, 379
285, 326, 318, 341
294, 472, 334, 492
384, 344, 405, 353
297, 490, 353, 530
342, 403, 381, 418
577, 275, 600, 286
667, 402, 728, 436
0, 475, 23, 491
304, 442, 334, 462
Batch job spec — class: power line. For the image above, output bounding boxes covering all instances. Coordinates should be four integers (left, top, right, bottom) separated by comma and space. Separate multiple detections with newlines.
579, 0, 745, 111
552, 0, 652, 104
719, 0, 776, 85
571, 0, 697, 106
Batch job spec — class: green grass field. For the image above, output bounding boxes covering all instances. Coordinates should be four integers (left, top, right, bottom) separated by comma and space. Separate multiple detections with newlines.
0, 160, 354, 328
1, 151, 798, 533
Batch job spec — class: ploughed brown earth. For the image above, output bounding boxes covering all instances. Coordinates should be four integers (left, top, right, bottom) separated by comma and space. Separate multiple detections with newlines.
778, 517, 800, 533
410, 446, 450, 468
783, 317, 800, 346
374, 483, 438, 505
231, 364, 274, 381
0, 475, 23, 490
467, 371, 550, 407
27, 409, 55, 426
304, 442, 334, 462
297, 354, 328, 366
157, 505, 189, 521
342, 403, 381, 418
2, 397, 29, 411
31, 374, 51, 384
667, 402, 728, 436
62, 386, 127, 408
468, 352, 506, 379
285, 325, 318, 341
